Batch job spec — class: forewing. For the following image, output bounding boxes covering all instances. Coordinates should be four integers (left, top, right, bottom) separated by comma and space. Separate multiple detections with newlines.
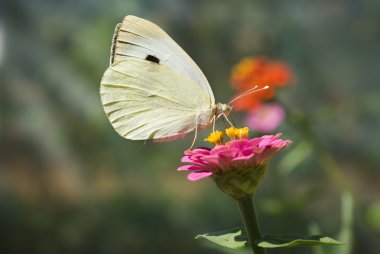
111, 15, 215, 104
100, 59, 212, 140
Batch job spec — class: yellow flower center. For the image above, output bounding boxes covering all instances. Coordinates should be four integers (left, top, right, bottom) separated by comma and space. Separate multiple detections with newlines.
226, 127, 249, 140
204, 130, 224, 145
204, 127, 250, 146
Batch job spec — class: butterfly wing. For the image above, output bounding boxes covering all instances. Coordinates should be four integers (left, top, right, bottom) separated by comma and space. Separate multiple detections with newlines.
111, 15, 215, 104
100, 59, 213, 140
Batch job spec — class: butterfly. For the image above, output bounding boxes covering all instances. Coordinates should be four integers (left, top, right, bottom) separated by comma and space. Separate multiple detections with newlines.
100, 15, 265, 144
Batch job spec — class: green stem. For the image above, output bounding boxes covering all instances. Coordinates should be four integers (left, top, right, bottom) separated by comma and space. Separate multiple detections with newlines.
237, 196, 267, 254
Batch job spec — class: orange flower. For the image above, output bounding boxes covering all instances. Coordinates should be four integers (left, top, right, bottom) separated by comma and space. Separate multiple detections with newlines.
230, 56, 293, 110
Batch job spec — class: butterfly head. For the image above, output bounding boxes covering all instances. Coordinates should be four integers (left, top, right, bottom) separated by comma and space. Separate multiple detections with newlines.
215, 103, 232, 117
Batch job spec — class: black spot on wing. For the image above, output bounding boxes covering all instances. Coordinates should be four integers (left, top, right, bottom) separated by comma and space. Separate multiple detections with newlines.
145, 55, 160, 64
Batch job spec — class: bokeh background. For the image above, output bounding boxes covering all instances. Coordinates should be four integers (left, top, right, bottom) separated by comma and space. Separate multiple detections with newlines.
1, 1, 380, 254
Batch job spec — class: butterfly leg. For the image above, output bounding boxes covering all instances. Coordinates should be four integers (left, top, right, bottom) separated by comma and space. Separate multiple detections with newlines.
223, 113, 235, 128
209, 114, 216, 133
188, 124, 198, 150
220, 113, 235, 127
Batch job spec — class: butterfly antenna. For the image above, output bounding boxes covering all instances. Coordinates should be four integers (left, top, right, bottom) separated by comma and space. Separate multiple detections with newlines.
228, 86, 259, 104
228, 85, 270, 105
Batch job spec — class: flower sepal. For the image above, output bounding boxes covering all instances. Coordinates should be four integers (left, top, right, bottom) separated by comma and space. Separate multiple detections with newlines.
211, 163, 267, 200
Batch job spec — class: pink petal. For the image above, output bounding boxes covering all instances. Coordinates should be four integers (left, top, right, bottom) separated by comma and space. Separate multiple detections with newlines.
260, 135, 275, 139
211, 145, 229, 153
212, 147, 239, 158
232, 153, 255, 162
182, 156, 202, 164
186, 148, 211, 156
187, 171, 213, 181
200, 155, 223, 165
251, 146, 265, 154
229, 139, 251, 150
258, 135, 275, 144
181, 156, 193, 163
241, 148, 254, 156
177, 165, 206, 171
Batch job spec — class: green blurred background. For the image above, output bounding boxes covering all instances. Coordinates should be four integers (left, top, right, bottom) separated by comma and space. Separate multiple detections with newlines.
1, 1, 380, 254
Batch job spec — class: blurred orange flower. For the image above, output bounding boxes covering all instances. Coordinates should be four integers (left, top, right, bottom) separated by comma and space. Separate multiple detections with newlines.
230, 56, 293, 110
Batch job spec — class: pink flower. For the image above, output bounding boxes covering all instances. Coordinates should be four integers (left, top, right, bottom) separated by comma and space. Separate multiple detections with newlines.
178, 133, 291, 181
178, 128, 291, 199
245, 103, 285, 133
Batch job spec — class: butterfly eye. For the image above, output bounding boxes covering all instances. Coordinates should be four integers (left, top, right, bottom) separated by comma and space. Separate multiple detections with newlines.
145, 55, 160, 64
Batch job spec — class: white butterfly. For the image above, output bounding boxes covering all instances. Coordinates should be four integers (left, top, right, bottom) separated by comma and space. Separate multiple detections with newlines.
100, 15, 264, 143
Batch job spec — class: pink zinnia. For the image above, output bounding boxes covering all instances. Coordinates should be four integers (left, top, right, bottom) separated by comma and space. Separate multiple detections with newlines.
179, 133, 290, 181
178, 128, 291, 199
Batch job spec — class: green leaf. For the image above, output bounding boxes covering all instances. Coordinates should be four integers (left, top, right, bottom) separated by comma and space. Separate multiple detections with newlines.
195, 227, 247, 249
256, 235, 344, 248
